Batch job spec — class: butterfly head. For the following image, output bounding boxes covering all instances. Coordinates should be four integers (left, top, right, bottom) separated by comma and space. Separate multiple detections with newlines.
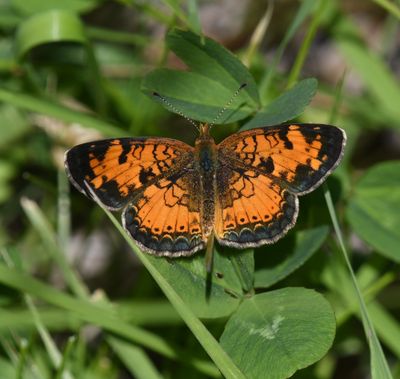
195, 123, 214, 146
199, 123, 211, 137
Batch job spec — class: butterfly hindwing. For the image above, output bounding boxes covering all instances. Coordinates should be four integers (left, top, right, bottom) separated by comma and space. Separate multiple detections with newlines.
65, 137, 193, 210
215, 163, 298, 247
218, 124, 346, 195
123, 165, 205, 256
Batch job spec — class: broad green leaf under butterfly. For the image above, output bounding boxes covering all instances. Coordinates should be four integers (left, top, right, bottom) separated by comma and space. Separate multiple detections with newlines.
220, 288, 336, 379
146, 248, 254, 319
254, 225, 329, 288
346, 161, 400, 263
142, 29, 260, 123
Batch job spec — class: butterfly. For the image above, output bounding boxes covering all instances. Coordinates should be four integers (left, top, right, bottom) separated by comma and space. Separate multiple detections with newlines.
65, 123, 346, 258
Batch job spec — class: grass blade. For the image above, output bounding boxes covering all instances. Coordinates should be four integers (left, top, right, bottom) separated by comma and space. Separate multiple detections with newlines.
371, 0, 400, 20
54, 336, 76, 379
108, 336, 163, 379
21, 197, 89, 300
0, 264, 220, 377
324, 187, 393, 379
24, 296, 69, 378
258, 0, 317, 98
0, 88, 122, 136
286, 0, 325, 88
15, 339, 29, 379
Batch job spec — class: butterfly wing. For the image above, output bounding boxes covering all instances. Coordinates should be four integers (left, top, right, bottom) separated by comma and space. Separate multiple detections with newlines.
65, 137, 193, 210
65, 137, 205, 256
218, 124, 346, 195
123, 165, 204, 256
215, 123, 345, 247
214, 164, 298, 248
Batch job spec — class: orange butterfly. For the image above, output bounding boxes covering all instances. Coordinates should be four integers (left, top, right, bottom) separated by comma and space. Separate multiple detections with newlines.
65, 122, 346, 258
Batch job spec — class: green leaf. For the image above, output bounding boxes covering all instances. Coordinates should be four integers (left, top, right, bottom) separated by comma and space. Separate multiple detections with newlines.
346, 161, 400, 262
142, 29, 260, 123
168, 29, 259, 104
255, 226, 329, 288
15, 9, 87, 58
11, 0, 101, 15
145, 247, 253, 319
220, 288, 336, 379
241, 78, 318, 130
142, 69, 254, 124
230, 248, 254, 293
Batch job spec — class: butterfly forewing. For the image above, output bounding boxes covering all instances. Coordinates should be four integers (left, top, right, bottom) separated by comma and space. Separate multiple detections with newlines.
65, 137, 193, 210
65, 137, 207, 256
218, 124, 346, 195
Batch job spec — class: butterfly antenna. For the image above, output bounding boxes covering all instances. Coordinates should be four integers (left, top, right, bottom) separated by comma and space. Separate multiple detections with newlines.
153, 92, 199, 131
209, 83, 247, 127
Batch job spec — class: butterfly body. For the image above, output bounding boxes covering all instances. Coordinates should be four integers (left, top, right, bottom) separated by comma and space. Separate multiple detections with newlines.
65, 123, 346, 257
195, 124, 218, 245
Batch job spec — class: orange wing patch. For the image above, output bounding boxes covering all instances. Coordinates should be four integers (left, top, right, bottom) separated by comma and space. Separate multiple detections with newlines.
219, 124, 346, 195
215, 166, 298, 248
123, 171, 205, 256
65, 138, 193, 210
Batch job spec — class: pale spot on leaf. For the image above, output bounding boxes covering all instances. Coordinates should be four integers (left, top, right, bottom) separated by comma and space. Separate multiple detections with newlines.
249, 315, 284, 340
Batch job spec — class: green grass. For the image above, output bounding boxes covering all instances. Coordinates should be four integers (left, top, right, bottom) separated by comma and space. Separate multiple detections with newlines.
0, 1, 399, 378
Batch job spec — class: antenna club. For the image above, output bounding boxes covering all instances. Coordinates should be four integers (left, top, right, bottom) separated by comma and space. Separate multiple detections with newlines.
240, 83, 247, 89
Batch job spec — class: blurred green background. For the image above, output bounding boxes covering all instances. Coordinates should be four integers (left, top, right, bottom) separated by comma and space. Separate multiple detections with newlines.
0, 1, 399, 378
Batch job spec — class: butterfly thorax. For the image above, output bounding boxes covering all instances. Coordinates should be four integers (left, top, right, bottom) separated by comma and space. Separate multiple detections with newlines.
194, 123, 218, 241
